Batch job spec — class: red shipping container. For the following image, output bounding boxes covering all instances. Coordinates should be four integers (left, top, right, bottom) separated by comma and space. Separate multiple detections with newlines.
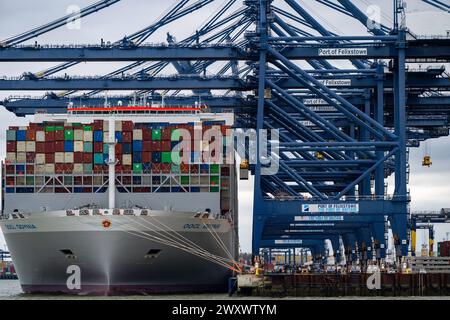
115, 165, 122, 173
161, 140, 171, 151
64, 164, 74, 173
142, 152, 152, 163
36, 142, 45, 153
26, 152, 35, 163
55, 140, 64, 152
143, 141, 152, 152
55, 164, 65, 174
93, 120, 103, 131
74, 152, 83, 163
190, 164, 199, 173
142, 128, 152, 140
54, 130, 64, 140
122, 131, 132, 143
83, 153, 93, 163
162, 127, 172, 140
180, 163, 190, 173
122, 165, 132, 173
122, 121, 133, 131
93, 165, 103, 173
6, 165, 15, 174
6, 141, 16, 152
161, 163, 171, 173
26, 129, 36, 141
45, 131, 55, 141
94, 142, 103, 153
26, 165, 34, 174
45, 153, 55, 163
115, 143, 122, 154
45, 142, 55, 153
151, 141, 161, 151
152, 163, 162, 173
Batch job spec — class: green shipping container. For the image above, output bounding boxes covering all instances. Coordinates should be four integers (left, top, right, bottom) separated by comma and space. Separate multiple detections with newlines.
171, 129, 181, 141
210, 164, 220, 174
181, 176, 190, 185
6, 130, 16, 141
133, 163, 142, 173
103, 143, 109, 154
94, 153, 103, 164
210, 176, 219, 185
83, 164, 93, 173
45, 126, 56, 132
83, 125, 93, 131
83, 142, 93, 152
161, 152, 171, 163
210, 187, 220, 192
64, 129, 74, 140
152, 129, 162, 140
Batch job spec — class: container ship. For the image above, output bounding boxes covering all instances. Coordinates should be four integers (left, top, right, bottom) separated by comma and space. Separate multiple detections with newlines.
0, 104, 239, 294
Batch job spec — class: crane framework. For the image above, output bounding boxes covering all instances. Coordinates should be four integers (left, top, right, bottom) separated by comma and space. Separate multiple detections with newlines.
1, 0, 450, 265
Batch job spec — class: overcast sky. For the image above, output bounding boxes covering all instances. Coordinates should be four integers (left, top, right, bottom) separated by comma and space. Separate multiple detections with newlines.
0, 0, 449, 253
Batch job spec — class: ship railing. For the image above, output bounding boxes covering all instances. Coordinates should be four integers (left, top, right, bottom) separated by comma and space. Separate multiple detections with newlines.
263, 194, 410, 202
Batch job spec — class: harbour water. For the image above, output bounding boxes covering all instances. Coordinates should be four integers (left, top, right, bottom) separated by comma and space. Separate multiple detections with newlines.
1, 280, 448, 300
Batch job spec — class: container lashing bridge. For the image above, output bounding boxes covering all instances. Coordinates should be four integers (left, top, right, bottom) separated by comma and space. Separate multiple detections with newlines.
1, 0, 450, 270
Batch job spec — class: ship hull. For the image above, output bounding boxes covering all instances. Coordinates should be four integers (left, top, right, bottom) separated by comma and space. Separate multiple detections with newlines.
1, 212, 235, 295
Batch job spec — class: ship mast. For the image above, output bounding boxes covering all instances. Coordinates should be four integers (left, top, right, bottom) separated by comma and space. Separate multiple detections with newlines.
107, 113, 116, 210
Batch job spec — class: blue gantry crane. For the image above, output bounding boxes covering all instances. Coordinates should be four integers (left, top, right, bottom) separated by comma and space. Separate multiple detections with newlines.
0, 0, 449, 270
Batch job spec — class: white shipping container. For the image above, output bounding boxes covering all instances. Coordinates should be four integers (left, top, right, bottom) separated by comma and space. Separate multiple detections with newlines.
36, 131, 45, 142
74, 129, 83, 140
83, 131, 93, 141
73, 164, 83, 173
103, 131, 109, 142
55, 152, 65, 163
133, 129, 143, 140
26, 141, 36, 152
74, 141, 84, 152
64, 152, 74, 163
35, 153, 45, 164
6, 152, 16, 162
122, 154, 132, 165
103, 120, 109, 131
16, 141, 26, 152
35, 164, 46, 174
115, 121, 122, 131
16, 152, 27, 163
45, 164, 55, 173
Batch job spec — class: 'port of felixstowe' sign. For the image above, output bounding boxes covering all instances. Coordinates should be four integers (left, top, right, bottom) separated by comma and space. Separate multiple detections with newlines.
301, 204, 359, 213
318, 48, 368, 56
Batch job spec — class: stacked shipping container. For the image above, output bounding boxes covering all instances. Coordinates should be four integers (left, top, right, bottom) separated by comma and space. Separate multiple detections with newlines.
4, 120, 232, 195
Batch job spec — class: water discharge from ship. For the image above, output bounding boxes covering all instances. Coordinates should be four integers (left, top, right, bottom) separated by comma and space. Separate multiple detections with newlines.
116, 215, 241, 273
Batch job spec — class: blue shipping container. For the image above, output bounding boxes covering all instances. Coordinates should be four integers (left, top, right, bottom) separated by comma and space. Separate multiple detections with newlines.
16, 130, 26, 141
133, 152, 142, 163
115, 131, 122, 143
122, 143, 132, 154
133, 140, 142, 152
152, 152, 161, 163
93, 130, 103, 142
64, 140, 74, 152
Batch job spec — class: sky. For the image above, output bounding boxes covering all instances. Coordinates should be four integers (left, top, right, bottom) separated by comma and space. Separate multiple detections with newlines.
0, 0, 449, 253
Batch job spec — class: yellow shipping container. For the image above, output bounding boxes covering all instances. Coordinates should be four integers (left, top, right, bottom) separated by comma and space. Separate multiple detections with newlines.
16, 152, 26, 163
16, 141, 26, 152
74, 141, 84, 152
64, 152, 74, 163
26, 141, 36, 152
55, 152, 64, 163
122, 154, 132, 165
74, 129, 83, 141
83, 131, 93, 142
35, 153, 45, 164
